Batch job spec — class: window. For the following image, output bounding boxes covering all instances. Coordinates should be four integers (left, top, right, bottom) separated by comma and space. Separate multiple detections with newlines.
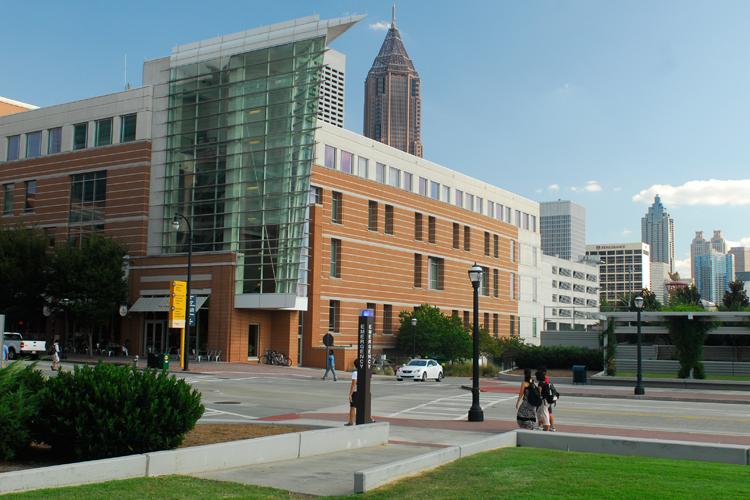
3, 184, 13, 215
73, 123, 88, 150
418, 177, 428, 196
509, 315, 516, 337
493, 269, 499, 297
530, 215, 537, 233
48, 127, 62, 154
414, 213, 423, 240
510, 240, 516, 262
388, 167, 400, 188
442, 185, 450, 202
481, 266, 490, 296
24, 180, 37, 212
69, 171, 106, 224
358, 157, 369, 178
430, 181, 440, 200
466, 193, 474, 212
493, 314, 499, 336
476, 197, 483, 214
331, 191, 342, 223
376, 163, 386, 183
523, 212, 530, 230
515, 210, 521, 227
6, 135, 20, 161
95, 118, 113, 147
25, 131, 42, 158
452, 223, 460, 249
464, 226, 471, 251
493, 235, 499, 258
120, 114, 137, 142
337, 150, 352, 173
484, 313, 490, 330
496, 204, 504, 221
312, 185, 323, 204
368, 201, 378, 231
484, 232, 490, 256
367, 302, 377, 330
414, 254, 423, 287
385, 205, 394, 234
509, 272, 516, 300
383, 305, 393, 335
330, 239, 341, 277
452, 310, 459, 319
463, 311, 470, 330
403, 171, 413, 191
328, 300, 340, 332
428, 257, 444, 290
505, 206, 512, 223
532, 318, 538, 338
488, 201, 495, 218
324, 145, 336, 168
455, 189, 464, 208
428, 216, 436, 243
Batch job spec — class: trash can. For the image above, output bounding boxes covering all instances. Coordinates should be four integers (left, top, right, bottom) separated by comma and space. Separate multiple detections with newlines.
572, 365, 587, 384
147, 352, 161, 369
162, 353, 170, 371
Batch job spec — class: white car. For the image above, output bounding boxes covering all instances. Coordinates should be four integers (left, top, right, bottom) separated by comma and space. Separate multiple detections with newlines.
396, 359, 443, 382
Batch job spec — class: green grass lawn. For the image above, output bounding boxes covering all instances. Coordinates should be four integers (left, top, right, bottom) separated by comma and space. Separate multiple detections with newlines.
7, 448, 749, 499
614, 371, 750, 381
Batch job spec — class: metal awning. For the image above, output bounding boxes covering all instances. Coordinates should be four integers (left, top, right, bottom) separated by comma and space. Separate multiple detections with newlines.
130, 295, 209, 313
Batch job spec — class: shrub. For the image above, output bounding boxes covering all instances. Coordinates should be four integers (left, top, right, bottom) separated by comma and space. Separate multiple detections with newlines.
665, 307, 716, 379
605, 320, 617, 376
513, 346, 603, 371
0, 363, 45, 460
37, 364, 204, 460
443, 361, 499, 377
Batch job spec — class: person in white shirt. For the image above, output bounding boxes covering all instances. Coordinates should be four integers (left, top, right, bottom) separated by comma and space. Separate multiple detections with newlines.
51, 339, 61, 371
346, 359, 360, 426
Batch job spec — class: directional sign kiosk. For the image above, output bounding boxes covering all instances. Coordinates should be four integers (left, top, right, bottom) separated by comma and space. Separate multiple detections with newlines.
356, 309, 374, 425
168, 280, 187, 368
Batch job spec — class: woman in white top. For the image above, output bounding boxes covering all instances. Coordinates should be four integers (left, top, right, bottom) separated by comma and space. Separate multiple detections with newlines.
346, 359, 360, 426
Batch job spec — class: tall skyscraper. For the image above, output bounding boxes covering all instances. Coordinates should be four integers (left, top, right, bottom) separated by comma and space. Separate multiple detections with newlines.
317, 50, 346, 128
729, 247, 750, 273
641, 195, 674, 272
711, 230, 727, 253
363, 7, 422, 157
540, 200, 586, 261
690, 231, 711, 282
585, 242, 651, 304
695, 253, 735, 304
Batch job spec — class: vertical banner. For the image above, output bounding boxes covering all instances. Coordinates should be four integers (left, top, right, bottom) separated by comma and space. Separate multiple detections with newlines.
168, 280, 187, 329
356, 309, 374, 424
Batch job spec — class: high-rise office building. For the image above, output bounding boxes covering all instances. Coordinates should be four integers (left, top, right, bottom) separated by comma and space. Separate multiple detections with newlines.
711, 230, 727, 253
363, 7, 422, 157
729, 247, 750, 273
317, 50, 346, 128
695, 253, 735, 304
690, 231, 712, 282
641, 194, 674, 272
585, 242, 651, 304
540, 200, 586, 261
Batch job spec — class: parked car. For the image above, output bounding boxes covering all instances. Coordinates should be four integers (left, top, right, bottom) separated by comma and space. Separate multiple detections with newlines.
396, 359, 443, 382
2, 333, 46, 359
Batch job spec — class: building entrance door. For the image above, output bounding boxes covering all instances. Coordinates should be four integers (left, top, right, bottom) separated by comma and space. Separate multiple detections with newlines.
247, 324, 259, 360
145, 320, 166, 354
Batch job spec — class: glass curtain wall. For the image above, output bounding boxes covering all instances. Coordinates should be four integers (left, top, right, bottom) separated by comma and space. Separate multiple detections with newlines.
163, 37, 325, 296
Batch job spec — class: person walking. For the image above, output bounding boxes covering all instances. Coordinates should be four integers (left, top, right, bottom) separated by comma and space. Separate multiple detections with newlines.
322, 349, 337, 381
1, 342, 8, 368
541, 367, 558, 431
346, 359, 360, 426
535, 369, 551, 431
51, 338, 61, 371
515, 368, 538, 429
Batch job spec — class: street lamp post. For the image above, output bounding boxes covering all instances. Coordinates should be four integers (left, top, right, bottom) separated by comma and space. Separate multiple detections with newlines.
634, 295, 645, 395
467, 263, 484, 422
411, 317, 417, 359
172, 213, 193, 371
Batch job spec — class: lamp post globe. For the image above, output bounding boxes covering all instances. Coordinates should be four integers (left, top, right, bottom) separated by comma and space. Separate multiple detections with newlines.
410, 317, 417, 359
634, 295, 645, 395
467, 263, 484, 422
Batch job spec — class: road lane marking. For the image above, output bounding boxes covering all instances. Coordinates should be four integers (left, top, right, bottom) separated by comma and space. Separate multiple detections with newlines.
453, 396, 516, 420
203, 407, 258, 420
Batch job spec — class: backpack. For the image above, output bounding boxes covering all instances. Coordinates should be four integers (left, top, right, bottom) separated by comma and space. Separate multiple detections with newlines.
525, 381, 542, 407
541, 381, 559, 405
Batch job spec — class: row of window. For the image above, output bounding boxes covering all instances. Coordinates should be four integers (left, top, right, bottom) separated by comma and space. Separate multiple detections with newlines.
322, 144, 537, 232
3, 171, 107, 220
5, 114, 137, 161
327, 301, 530, 338
551, 294, 598, 307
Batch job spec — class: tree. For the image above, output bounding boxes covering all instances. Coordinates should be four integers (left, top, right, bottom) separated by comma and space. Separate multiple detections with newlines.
48, 235, 128, 355
670, 284, 701, 307
722, 281, 749, 311
0, 226, 51, 332
619, 289, 661, 311
396, 305, 471, 363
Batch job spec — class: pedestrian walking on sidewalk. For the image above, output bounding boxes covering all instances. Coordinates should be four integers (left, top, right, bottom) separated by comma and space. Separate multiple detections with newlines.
346, 359, 360, 426
541, 367, 558, 431
50, 338, 61, 371
535, 369, 551, 431
322, 350, 337, 381
515, 368, 538, 429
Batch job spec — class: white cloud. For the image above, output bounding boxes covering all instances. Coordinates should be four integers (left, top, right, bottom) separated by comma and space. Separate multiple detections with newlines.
369, 21, 390, 31
632, 179, 750, 206
613, 187, 622, 192
674, 257, 692, 280
570, 186, 578, 192
622, 229, 632, 236
727, 236, 750, 249
584, 180, 603, 192
547, 184, 560, 192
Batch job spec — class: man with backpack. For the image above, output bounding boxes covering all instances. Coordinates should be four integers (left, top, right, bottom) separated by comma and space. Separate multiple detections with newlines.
538, 367, 559, 432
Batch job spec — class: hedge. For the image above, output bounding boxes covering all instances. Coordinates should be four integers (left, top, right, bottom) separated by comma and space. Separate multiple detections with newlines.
513, 346, 603, 371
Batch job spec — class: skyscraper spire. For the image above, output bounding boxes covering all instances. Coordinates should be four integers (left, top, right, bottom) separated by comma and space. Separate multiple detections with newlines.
392, 4, 396, 28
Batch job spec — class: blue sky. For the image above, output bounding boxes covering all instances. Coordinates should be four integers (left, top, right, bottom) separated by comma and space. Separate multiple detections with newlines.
2, 1, 749, 277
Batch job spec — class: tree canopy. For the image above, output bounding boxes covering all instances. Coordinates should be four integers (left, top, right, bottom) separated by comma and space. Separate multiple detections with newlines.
722, 280, 749, 311
396, 305, 471, 362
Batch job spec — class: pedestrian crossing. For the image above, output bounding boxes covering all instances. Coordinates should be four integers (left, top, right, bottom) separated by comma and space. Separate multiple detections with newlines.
388, 392, 516, 420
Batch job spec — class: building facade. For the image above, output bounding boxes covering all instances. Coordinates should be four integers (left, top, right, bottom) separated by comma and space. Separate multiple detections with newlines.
363, 11, 422, 157
711, 230, 727, 253
729, 247, 750, 274
585, 242, 651, 305
641, 195, 674, 272
318, 50, 346, 128
0, 15, 544, 366
0, 96, 38, 117
650, 261, 671, 305
540, 200, 586, 261
690, 231, 711, 282
695, 253, 735, 304
540, 255, 599, 331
